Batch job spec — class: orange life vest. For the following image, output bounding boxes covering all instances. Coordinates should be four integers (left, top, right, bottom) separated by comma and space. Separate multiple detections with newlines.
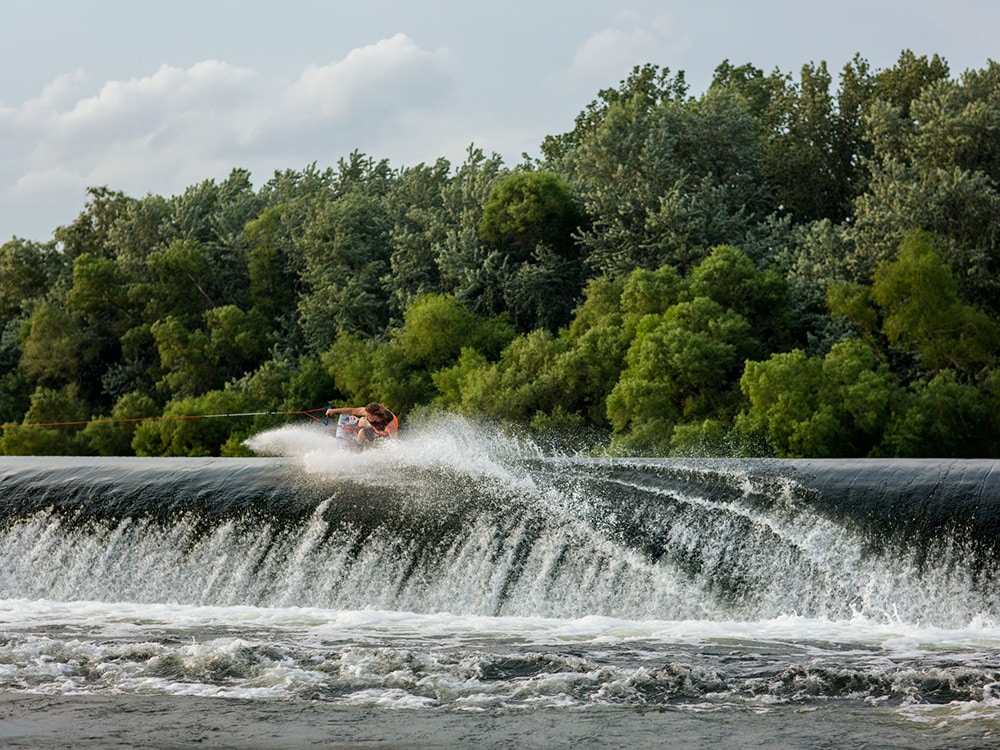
367, 410, 398, 437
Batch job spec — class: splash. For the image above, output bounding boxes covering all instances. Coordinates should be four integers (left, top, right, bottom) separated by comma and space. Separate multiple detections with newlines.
1, 444, 998, 627
244, 412, 539, 488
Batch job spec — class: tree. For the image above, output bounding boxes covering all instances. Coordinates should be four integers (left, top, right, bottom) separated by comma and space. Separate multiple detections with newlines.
297, 191, 394, 348
431, 147, 508, 318
542, 65, 693, 273
0, 239, 61, 323
83, 391, 159, 456
760, 61, 842, 222
852, 58, 1000, 312
871, 231, 1000, 372
549, 76, 767, 274
205, 306, 274, 379
385, 159, 452, 312
541, 275, 633, 427
607, 297, 756, 453
321, 334, 429, 416
479, 171, 584, 261
395, 293, 513, 369
150, 316, 216, 398
542, 63, 689, 166
877, 370, 997, 457
686, 244, 792, 351
619, 263, 684, 324
438, 329, 569, 424
54, 187, 135, 264
243, 204, 300, 323
132, 389, 250, 457
0, 384, 91, 456
475, 171, 587, 331
736, 339, 895, 457
19, 302, 80, 388
872, 50, 950, 119
142, 239, 216, 325
64, 252, 134, 408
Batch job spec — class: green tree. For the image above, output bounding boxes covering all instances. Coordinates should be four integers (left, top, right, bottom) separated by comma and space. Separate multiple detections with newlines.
760, 61, 841, 222
321, 334, 428, 416
19, 302, 80, 388
132, 389, 250, 457
478, 171, 584, 260
65, 253, 130, 333
476, 171, 587, 331
532, 274, 633, 427
619, 264, 685, 329
0, 384, 91, 455
736, 339, 895, 456
54, 187, 135, 264
297, 191, 393, 348
0, 239, 61, 323
142, 239, 216, 325
64, 252, 135, 407
852, 59, 1000, 311
150, 315, 216, 398
385, 159, 451, 312
244, 204, 300, 324
549, 71, 767, 274
395, 293, 513, 369
204, 305, 275, 382
607, 297, 756, 453
432, 147, 508, 318
871, 231, 1000, 372
686, 244, 792, 351
82, 391, 159, 456
543, 65, 688, 272
877, 370, 997, 457
872, 49, 950, 119
439, 329, 569, 425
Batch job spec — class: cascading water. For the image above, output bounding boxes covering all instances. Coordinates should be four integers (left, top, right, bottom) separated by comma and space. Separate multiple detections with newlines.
2, 430, 996, 627
2, 417, 1000, 748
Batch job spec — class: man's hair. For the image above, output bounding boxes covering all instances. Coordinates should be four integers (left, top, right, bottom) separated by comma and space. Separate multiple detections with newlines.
365, 402, 390, 421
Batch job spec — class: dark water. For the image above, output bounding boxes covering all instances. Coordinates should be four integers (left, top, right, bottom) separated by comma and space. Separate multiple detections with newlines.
1, 420, 999, 747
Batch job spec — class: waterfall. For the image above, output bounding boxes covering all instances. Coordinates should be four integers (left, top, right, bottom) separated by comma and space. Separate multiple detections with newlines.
1, 426, 998, 628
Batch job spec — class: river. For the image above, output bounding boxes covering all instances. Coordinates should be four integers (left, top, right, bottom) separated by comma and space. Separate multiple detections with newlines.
1, 417, 998, 748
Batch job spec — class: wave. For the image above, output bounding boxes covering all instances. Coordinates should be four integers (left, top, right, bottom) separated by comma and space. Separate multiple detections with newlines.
1, 416, 998, 627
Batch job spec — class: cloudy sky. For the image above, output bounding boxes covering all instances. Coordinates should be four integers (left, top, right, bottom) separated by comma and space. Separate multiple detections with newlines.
1, 0, 997, 242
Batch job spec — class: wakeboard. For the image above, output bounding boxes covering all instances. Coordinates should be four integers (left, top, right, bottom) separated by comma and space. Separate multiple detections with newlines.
334, 413, 363, 451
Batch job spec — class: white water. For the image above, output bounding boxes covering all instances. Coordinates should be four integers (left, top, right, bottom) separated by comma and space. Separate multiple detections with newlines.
3, 416, 1000, 747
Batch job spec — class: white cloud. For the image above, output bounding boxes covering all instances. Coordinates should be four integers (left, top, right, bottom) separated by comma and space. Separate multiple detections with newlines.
565, 14, 691, 90
12, 167, 81, 196
0, 34, 457, 240
571, 27, 659, 82
285, 33, 452, 123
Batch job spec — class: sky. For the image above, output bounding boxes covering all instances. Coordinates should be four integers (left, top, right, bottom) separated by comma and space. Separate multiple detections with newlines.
1, 0, 997, 242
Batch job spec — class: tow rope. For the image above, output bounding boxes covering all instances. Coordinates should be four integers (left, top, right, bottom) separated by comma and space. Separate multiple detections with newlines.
1, 408, 330, 430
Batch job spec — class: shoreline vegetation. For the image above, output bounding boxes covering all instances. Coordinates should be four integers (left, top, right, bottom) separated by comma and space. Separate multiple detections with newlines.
1, 50, 999, 458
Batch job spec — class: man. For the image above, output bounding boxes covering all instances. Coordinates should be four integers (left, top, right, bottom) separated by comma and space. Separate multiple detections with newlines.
326, 402, 398, 448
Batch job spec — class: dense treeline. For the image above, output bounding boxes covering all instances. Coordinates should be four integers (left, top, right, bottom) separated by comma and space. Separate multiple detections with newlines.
2, 50, 999, 457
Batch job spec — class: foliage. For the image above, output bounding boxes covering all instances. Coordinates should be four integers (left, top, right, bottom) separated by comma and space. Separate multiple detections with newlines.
871, 231, 1000, 371
2, 51, 1000, 457
395, 293, 514, 368
132, 389, 251, 457
877, 370, 998, 457
19, 302, 81, 388
607, 297, 756, 453
736, 339, 895, 457
83, 391, 159, 456
0, 239, 61, 322
0, 384, 92, 456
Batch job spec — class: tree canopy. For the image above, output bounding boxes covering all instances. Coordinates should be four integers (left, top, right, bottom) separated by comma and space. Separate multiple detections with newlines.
1, 50, 998, 458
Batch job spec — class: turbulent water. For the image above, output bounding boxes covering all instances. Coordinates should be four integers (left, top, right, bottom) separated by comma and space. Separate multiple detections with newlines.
1, 416, 999, 747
